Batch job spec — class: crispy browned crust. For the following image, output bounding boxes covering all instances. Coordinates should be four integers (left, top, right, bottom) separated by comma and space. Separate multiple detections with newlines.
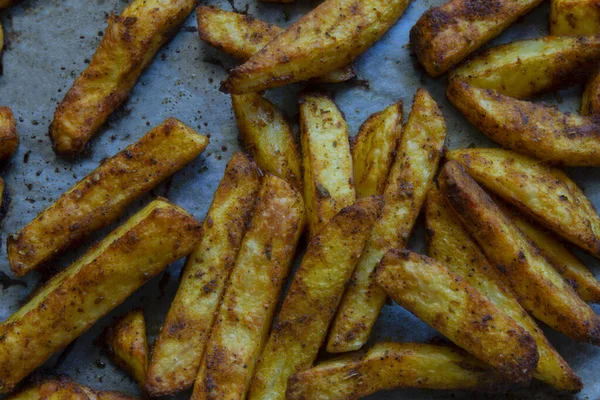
447, 79, 600, 166
8, 118, 208, 276
551, 0, 600, 35
8, 376, 138, 400
0, 107, 18, 162
50, 0, 196, 157
583, 70, 600, 116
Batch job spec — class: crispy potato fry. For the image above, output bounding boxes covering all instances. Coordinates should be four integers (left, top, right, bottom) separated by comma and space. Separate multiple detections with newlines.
49, 0, 196, 157
447, 80, 600, 166
0, 198, 201, 393
0, 107, 18, 162
249, 196, 382, 400
583, 70, 600, 116
195, 6, 356, 83
191, 175, 305, 400
439, 161, 600, 344
8, 376, 136, 400
327, 89, 446, 352
450, 36, 600, 98
104, 309, 149, 387
220, 0, 412, 93
446, 148, 600, 258
352, 102, 403, 197
374, 250, 538, 383
145, 153, 260, 396
300, 93, 355, 237
7, 118, 208, 276
426, 188, 582, 391
232, 93, 302, 188
551, 0, 600, 35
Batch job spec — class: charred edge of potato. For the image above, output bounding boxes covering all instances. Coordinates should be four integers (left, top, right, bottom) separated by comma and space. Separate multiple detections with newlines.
0, 107, 18, 162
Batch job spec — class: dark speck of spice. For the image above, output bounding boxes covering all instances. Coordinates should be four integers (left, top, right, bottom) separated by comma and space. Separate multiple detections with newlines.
23, 150, 31, 164
95, 360, 106, 369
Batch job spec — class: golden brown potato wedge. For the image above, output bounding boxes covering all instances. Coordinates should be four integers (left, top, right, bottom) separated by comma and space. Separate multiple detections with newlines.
0, 198, 201, 394
8, 376, 136, 400
7, 118, 208, 276
583, 71, 600, 116
221, 0, 412, 93
446, 148, 600, 258
50, 0, 196, 157
450, 35, 600, 98
249, 196, 383, 400
145, 153, 260, 396
447, 80, 600, 166
327, 88, 446, 352
0, 107, 18, 162
374, 250, 538, 383
300, 93, 355, 237
352, 102, 403, 197
439, 160, 600, 344
104, 309, 149, 387
191, 175, 305, 400
232, 93, 302, 188
426, 188, 582, 391
551, 0, 600, 35
195, 6, 355, 83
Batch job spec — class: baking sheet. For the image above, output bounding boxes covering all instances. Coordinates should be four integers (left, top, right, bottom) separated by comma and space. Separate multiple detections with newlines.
0, 0, 598, 398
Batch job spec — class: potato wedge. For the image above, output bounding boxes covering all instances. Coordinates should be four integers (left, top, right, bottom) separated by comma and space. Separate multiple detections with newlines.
447, 80, 600, 166
327, 88, 446, 352
439, 161, 600, 344
191, 175, 304, 400
450, 36, 600, 98
49, 0, 196, 157
196, 6, 355, 84
104, 309, 149, 387
8, 376, 136, 400
352, 102, 403, 197
8, 118, 208, 276
446, 148, 600, 258
582, 71, 600, 116
0, 198, 201, 393
0, 107, 18, 162
410, 0, 543, 77
220, 0, 412, 93
426, 188, 582, 391
551, 0, 600, 35
145, 153, 260, 396
249, 196, 383, 400
300, 93, 355, 237
232, 93, 301, 188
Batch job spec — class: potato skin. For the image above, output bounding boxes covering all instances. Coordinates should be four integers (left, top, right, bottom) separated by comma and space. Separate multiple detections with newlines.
0, 199, 202, 394
583, 71, 600, 116
8, 376, 137, 400
0, 107, 18, 162
145, 153, 260, 396
447, 79, 600, 166
50, 0, 196, 157
8, 118, 208, 276
248, 196, 383, 400
551, 0, 600, 35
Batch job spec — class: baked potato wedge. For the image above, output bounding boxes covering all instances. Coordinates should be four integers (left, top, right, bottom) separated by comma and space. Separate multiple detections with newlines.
8, 376, 136, 400
328, 88, 446, 352
0, 198, 201, 394
352, 102, 403, 197
249, 196, 383, 400
583, 71, 600, 116
8, 118, 208, 276
0, 107, 18, 162
145, 153, 260, 396
196, 6, 355, 83
221, 0, 412, 93
551, 0, 600, 35
50, 0, 196, 157
374, 250, 538, 383
446, 148, 600, 258
426, 188, 582, 391
439, 161, 600, 344
191, 175, 305, 400
447, 80, 600, 166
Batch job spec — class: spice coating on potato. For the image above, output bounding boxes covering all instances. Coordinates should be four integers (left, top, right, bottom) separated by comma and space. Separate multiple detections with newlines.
0, 107, 18, 162
8, 376, 137, 400
551, 0, 600, 35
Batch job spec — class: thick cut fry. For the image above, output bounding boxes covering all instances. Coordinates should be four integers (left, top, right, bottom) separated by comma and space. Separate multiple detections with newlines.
50, 0, 196, 157
300, 93, 355, 237
439, 161, 600, 344
232, 93, 301, 188
145, 153, 260, 396
0, 107, 18, 162
426, 188, 582, 391
446, 148, 600, 258
450, 35, 600, 98
191, 175, 305, 400
196, 6, 355, 83
249, 196, 383, 400
220, 0, 412, 93
8, 376, 136, 400
328, 89, 446, 352
583, 72, 600, 115
447, 80, 600, 166
7, 119, 208, 276
0, 199, 201, 394
352, 102, 403, 197
410, 0, 543, 77
551, 0, 600, 35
